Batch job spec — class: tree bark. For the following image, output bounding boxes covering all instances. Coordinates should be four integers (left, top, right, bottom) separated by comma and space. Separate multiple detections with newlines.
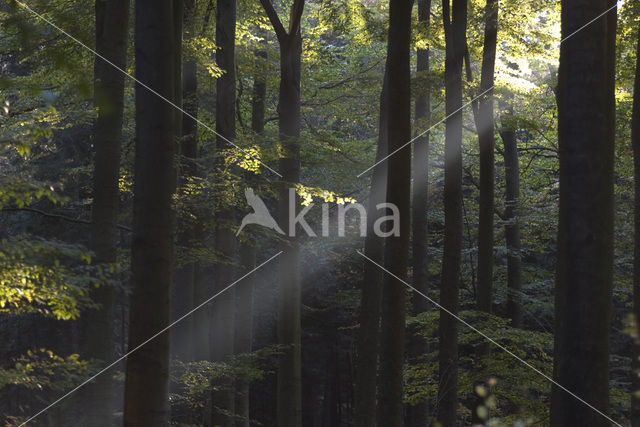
407, 0, 431, 424
233, 48, 266, 427
211, 0, 238, 423
258, 1, 306, 425
353, 72, 388, 427
172, 0, 202, 363
632, 16, 640, 427
476, 0, 497, 313
276, 30, 304, 427
499, 96, 523, 328
436, 0, 466, 425
376, 0, 412, 424
550, 0, 616, 425
86, 0, 129, 423
123, 0, 177, 424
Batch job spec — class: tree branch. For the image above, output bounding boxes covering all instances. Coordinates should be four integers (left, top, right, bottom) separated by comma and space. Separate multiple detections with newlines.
289, 0, 305, 35
259, 0, 287, 43
2, 207, 133, 232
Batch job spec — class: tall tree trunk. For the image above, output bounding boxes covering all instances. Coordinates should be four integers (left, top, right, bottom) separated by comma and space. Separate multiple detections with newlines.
631, 17, 640, 427
436, 0, 466, 425
234, 48, 266, 427
258, 1, 306, 425
123, 1, 177, 424
407, 0, 431, 425
550, 0, 616, 425
276, 31, 304, 427
353, 72, 388, 427
86, 0, 129, 423
499, 96, 523, 328
172, 0, 202, 363
475, 0, 498, 313
211, 0, 238, 423
376, 0, 412, 423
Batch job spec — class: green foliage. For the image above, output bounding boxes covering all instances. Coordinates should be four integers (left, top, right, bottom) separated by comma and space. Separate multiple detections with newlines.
0, 236, 98, 319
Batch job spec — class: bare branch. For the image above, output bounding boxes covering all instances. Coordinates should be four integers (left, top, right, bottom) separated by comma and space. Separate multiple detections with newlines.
2, 207, 133, 232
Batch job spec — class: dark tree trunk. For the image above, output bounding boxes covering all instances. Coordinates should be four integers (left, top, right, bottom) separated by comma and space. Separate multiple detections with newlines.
436, 0, 466, 425
376, 0, 412, 423
353, 72, 388, 427
234, 48, 266, 427
407, 0, 431, 424
276, 31, 303, 427
632, 17, 640, 427
476, 0, 497, 313
258, 1, 306, 425
172, 0, 202, 363
499, 96, 523, 328
123, 0, 177, 424
86, 0, 129, 423
211, 0, 238, 423
550, 0, 616, 425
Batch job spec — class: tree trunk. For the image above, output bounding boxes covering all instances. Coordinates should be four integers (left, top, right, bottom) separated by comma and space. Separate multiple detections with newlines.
86, 0, 129, 423
353, 72, 388, 427
476, 0, 497, 313
172, 0, 202, 363
407, 0, 431, 424
256, 1, 306, 424
436, 0, 466, 425
211, 0, 238, 423
632, 16, 640, 427
123, 1, 177, 424
376, 0, 412, 423
499, 96, 523, 328
276, 30, 304, 427
234, 48, 266, 427
550, 0, 616, 425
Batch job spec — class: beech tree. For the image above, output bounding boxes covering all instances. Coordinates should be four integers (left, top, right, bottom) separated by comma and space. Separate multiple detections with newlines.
437, 0, 467, 424
551, 0, 616, 425
499, 95, 523, 328
407, 0, 431, 424
211, 0, 238, 423
85, 0, 130, 423
631, 14, 640, 427
376, 0, 412, 424
123, 0, 178, 424
475, 0, 497, 314
258, 0, 306, 425
353, 70, 388, 427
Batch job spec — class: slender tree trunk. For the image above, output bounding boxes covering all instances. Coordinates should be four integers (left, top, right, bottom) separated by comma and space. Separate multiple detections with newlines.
476, 0, 497, 313
211, 0, 238, 423
353, 72, 388, 427
632, 17, 640, 427
233, 48, 266, 427
499, 96, 523, 328
86, 0, 129, 423
376, 0, 412, 423
436, 0, 466, 425
276, 31, 304, 427
257, 2, 306, 424
123, 1, 177, 424
550, 1, 616, 425
172, 0, 202, 363
407, 0, 431, 425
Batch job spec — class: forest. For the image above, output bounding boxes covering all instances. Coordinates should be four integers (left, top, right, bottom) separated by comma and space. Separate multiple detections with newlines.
0, 0, 637, 425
